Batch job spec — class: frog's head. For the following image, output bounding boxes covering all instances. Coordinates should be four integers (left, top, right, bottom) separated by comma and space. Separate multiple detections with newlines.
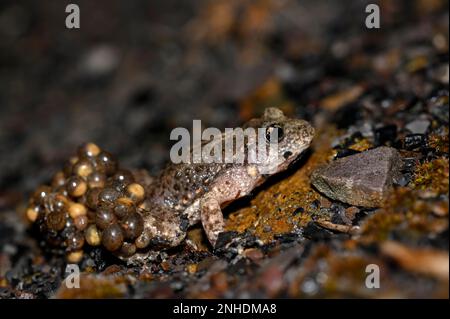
245, 107, 315, 175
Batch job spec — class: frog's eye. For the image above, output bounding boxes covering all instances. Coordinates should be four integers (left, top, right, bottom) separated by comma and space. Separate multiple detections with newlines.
265, 124, 284, 143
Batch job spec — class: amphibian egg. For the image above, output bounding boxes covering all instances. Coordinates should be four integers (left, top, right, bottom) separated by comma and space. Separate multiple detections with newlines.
98, 188, 120, 205
126, 183, 145, 204
78, 142, 101, 158
66, 250, 83, 263
52, 171, 66, 188
67, 232, 85, 251
74, 160, 94, 178
95, 208, 117, 230
121, 212, 144, 240
66, 176, 87, 198
74, 215, 88, 231
85, 224, 101, 246
46, 211, 66, 231
87, 172, 106, 188
51, 194, 68, 213
113, 198, 135, 219
113, 170, 134, 185
102, 224, 124, 251
32, 185, 52, 205
120, 242, 136, 257
26, 206, 40, 223
68, 202, 87, 219
96, 151, 117, 176
85, 188, 101, 209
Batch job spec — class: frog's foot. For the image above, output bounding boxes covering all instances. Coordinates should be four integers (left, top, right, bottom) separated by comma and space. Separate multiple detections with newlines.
119, 249, 161, 266
200, 196, 225, 247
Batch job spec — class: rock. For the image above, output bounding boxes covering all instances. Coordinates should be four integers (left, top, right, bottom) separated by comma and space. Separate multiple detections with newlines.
335, 148, 360, 159
303, 222, 333, 240
311, 147, 402, 207
330, 203, 351, 225
215, 231, 238, 249
405, 119, 430, 134
374, 124, 397, 146
243, 248, 264, 262
78, 45, 120, 78
404, 134, 426, 150
430, 63, 449, 84
345, 206, 360, 221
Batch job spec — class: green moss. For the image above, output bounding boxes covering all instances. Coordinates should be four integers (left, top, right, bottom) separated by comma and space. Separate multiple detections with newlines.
412, 158, 449, 195
427, 129, 449, 155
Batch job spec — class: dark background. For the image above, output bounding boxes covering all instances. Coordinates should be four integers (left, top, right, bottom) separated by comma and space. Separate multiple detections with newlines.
2, 0, 446, 195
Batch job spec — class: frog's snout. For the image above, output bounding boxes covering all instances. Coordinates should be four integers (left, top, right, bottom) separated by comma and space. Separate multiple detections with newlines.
299, 120, 315, 144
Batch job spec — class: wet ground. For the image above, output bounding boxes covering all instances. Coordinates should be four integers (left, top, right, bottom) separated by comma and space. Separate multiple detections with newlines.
0, 0, 448, 298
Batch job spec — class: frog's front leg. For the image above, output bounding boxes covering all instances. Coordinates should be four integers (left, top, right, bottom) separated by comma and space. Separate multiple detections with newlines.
200, 166, 261, 247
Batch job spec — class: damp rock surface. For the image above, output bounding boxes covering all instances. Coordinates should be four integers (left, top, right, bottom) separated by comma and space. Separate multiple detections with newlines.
311, 147, 403, 207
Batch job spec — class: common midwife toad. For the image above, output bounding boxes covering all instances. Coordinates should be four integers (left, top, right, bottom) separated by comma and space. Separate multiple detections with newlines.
26, 108, 315, 264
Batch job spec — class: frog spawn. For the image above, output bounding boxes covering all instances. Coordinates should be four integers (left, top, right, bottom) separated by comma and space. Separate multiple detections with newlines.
26, 143, 147, 263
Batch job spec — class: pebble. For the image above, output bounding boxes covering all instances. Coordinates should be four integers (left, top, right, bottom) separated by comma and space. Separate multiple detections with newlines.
405, 119, 430, 134
243, 248, 264, 262
79, 45, 120, 78
430, 63, 449, 84
259, 265, 284, 297
345, 206, 360, 221
330, 203, 351, 225
374, 124, 397, 146
311, 147, 403, 207
404, 134, 426, 150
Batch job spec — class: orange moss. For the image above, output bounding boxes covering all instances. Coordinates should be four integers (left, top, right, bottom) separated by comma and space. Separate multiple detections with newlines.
348, 138, 373, 152
55, 274, 128, 299
360, 187, 449, 242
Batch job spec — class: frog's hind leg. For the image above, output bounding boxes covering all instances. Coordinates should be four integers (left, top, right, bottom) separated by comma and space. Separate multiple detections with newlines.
138, 204, 189, 249
119, 204, 188, 265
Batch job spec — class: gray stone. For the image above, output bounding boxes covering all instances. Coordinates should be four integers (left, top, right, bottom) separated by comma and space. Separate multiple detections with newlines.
431, 63, 449, 84
311, 147, 402, 207
405, 119, 430, 134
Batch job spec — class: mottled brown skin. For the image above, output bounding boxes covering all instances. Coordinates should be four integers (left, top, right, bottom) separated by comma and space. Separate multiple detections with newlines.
129, 107, 315, 264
